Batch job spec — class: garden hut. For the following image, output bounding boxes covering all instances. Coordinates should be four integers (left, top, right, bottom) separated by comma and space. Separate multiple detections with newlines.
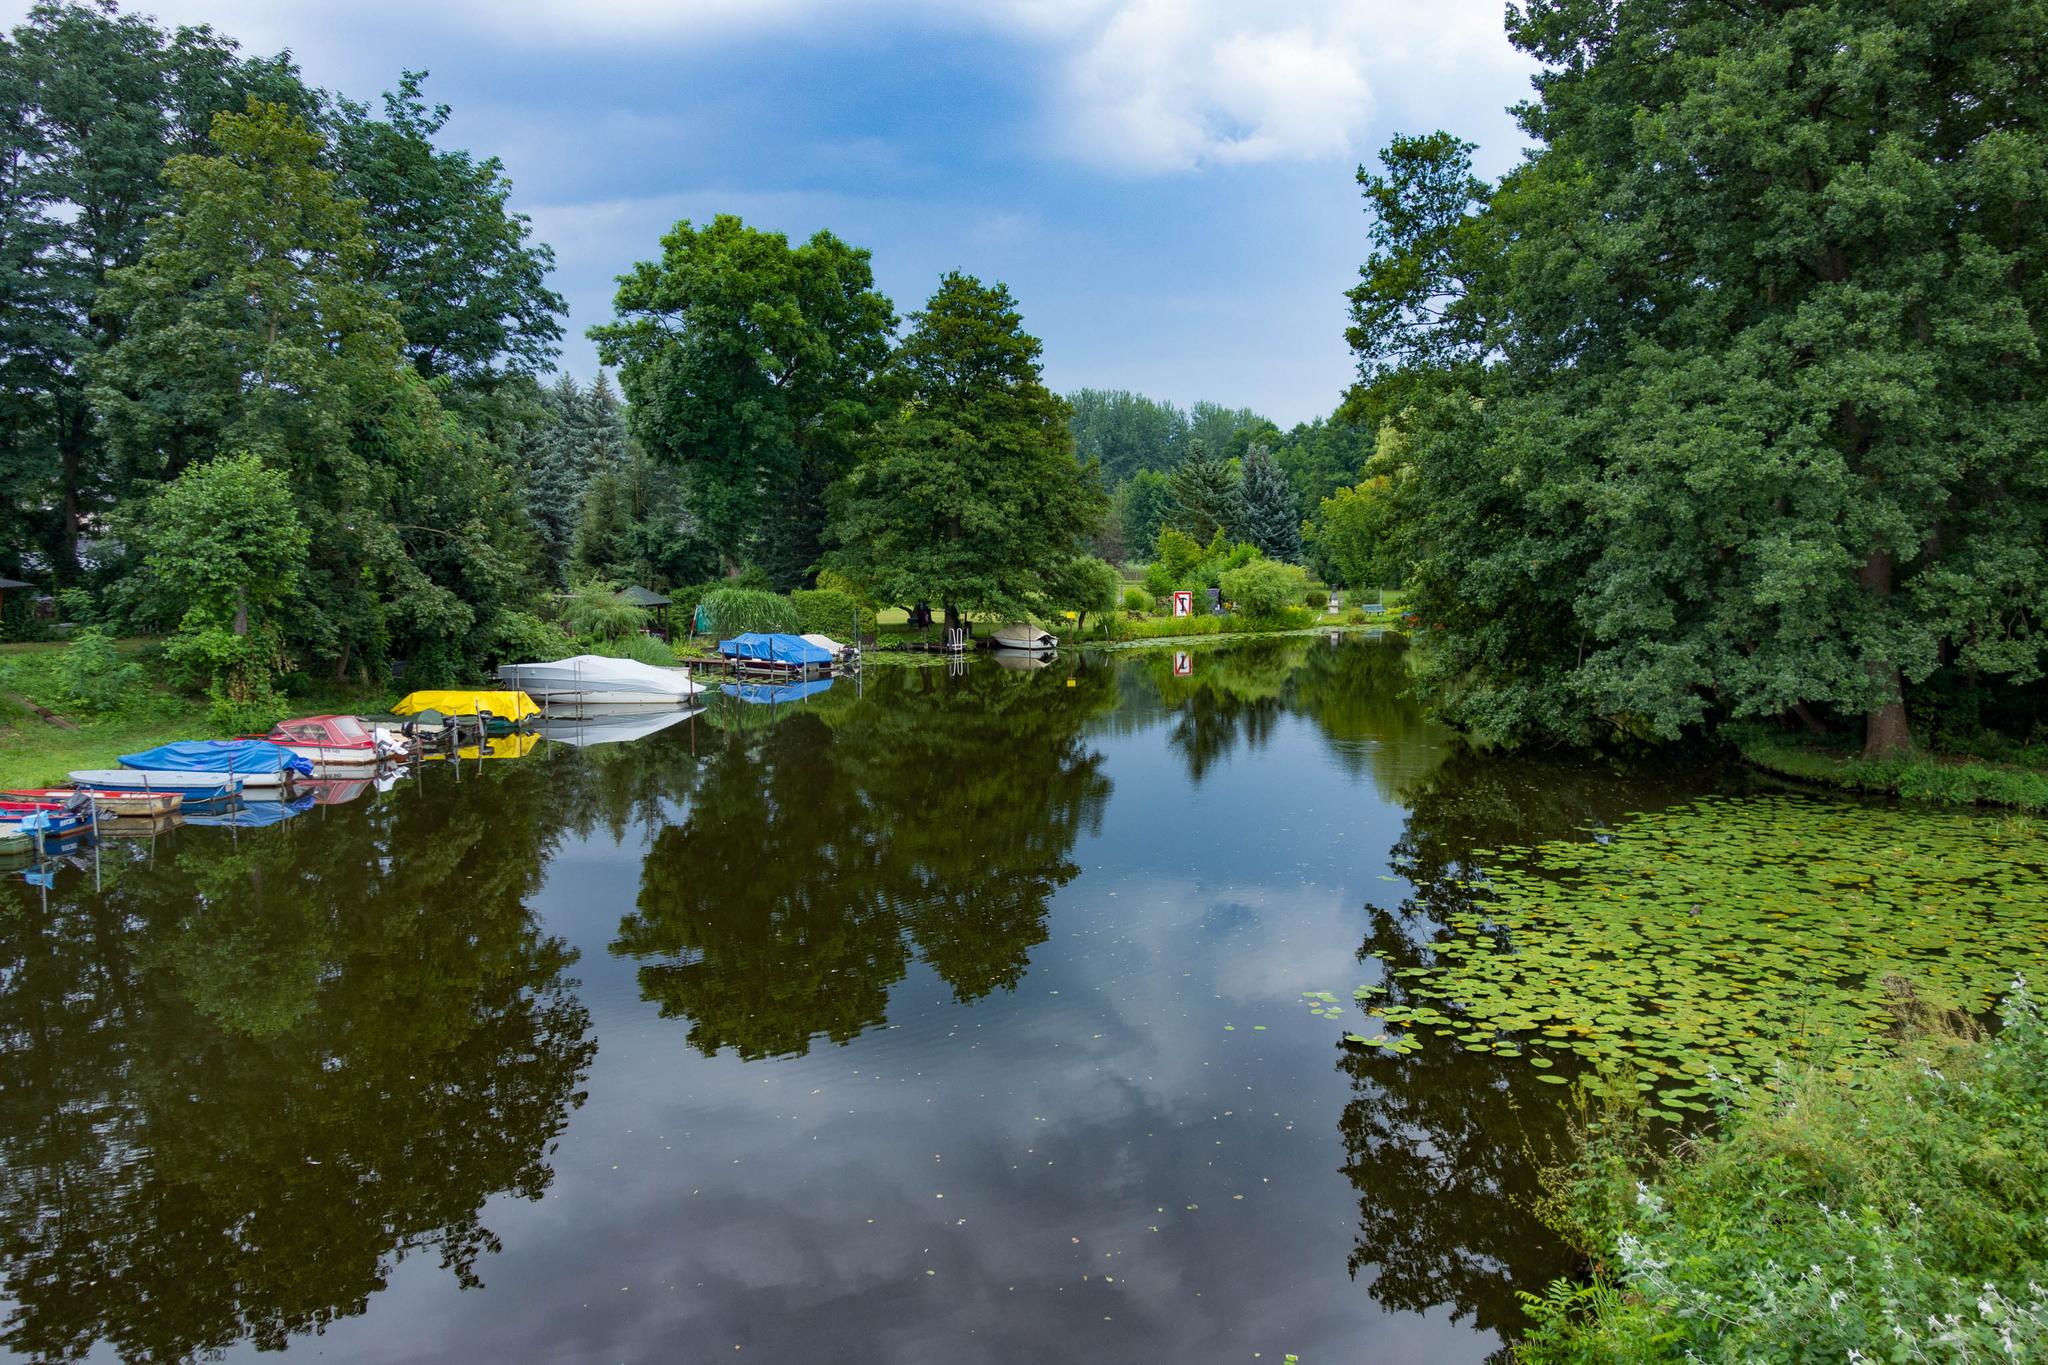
619, 584, 672, 638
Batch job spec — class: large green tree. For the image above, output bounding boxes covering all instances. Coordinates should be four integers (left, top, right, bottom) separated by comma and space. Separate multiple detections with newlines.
2, 1, 307, 573
1357, 2, 2048, 757
1236, 443, 1301, 562
1066, 388, 1189, 483
1163, 438, 1240, 542
825, 273, 1108, 629
589, 214, 895, 581
328, 70, 564, 383
91, 100, 540, 679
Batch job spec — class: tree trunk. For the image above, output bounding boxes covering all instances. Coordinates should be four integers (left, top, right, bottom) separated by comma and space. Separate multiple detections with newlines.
233, 586, 248, 637
1858, 549, 1911, 758
944, 602, 961, 632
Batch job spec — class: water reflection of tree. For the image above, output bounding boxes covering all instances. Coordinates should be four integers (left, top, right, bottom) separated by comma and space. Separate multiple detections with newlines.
0, 762, 595, 1364
1336, 745, 1719, 1354
616, 662, 1116, 1059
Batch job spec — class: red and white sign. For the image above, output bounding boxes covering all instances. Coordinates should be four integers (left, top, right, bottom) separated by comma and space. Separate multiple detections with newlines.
1172, 651, 1193, 677
1171, 590, 1193, 618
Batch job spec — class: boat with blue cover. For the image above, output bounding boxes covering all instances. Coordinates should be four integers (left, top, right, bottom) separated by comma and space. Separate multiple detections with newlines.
110, 739, 313, 793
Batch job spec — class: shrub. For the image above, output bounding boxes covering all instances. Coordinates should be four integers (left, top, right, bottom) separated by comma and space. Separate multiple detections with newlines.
562, 580, 650, 640
487, 609, 570, 667
1521, 979, 2048, 1362
698, 586, 800, 636
790, 587, 874, 639
56, 587, 99, 625
589, 634, 677, 667
1106, 614, 1223, 641
1122, 587, 1150, 614
0, 592, 50, 643
1219, 559, 1308, 619
52, 629, 143, 715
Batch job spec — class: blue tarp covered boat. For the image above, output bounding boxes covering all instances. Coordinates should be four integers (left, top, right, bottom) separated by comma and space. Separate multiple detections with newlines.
721, 678, 836, 705
715, 632, 834, 667
117, 739, 313, 789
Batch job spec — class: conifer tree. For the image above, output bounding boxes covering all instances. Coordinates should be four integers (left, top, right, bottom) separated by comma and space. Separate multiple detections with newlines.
1236, 444, 1301, 562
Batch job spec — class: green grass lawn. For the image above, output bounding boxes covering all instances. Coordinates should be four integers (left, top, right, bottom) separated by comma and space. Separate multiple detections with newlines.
1733, 725, 2048, 811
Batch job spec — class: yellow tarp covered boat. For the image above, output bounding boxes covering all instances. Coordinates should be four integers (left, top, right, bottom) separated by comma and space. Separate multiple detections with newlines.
390, 689, 540, 721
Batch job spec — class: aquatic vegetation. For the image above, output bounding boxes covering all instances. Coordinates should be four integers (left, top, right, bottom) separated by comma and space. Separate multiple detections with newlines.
1357, 796, 2048, 1115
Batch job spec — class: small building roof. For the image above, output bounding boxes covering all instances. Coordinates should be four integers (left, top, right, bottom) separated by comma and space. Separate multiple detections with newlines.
0, 577, 33, 590
618, 585, 671, 607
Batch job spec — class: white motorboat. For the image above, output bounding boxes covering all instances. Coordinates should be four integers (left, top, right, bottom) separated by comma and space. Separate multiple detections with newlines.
68, 768, 245, 800
989, 623, 1059, 652
497, 654, 705, 706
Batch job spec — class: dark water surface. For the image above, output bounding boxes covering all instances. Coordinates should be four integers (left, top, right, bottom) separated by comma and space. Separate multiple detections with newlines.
0, 638, 1720, 1363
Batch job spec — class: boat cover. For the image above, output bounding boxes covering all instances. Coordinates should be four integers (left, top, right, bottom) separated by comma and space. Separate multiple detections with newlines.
391, 689, 540, 720
722, 678, 836, 705
119, 739, 313, 777
799, 633, 847, 657
497, 654, 700, 696
716, 633, 834, 665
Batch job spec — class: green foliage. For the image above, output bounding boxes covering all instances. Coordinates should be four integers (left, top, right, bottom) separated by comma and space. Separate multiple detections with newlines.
1066, 388, 1188, 482
1115, 468, 1172, 558
697, 586, 800, 636
328, 70, 563, 383
1309, 471, 1403, 590
560, 582, 649, 641
1042, 555, 1122, 635
138, 452, 308, 633
570, 443, 714, 590
1521, 984, 2048, 1362
1163, 439, 1240, 542
54, 587, 97, 625
590, 214, 895, 573
1122, 587, 1150, 614
1351, 6, 2048, 757
485, 609, 569, 667
522, 372, 631, 577
1104, 613, 1224, 641
1235, 445, 1301, 562
1734, 727, 2048, 812
0, 594, 50, 643
47, 628, 143, 715
790, 588, 872, 639
1, 2, 310, 575
1220, 558, 1308, 619
824, 273, 1108, 624
586, 634, 677, 667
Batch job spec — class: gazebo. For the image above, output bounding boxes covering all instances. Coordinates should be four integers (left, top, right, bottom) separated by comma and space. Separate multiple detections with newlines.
619, 584, 672, 638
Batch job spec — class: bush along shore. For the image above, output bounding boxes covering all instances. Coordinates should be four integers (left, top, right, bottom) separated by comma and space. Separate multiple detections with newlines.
1515, 978, 2048, 1362
1731, 725, 2048, 813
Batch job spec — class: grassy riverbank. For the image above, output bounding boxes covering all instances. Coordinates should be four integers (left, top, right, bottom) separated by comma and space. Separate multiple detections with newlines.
1516, 982, 2048, 1362
0, 639, 385, 789
1733, 725, 2048, 812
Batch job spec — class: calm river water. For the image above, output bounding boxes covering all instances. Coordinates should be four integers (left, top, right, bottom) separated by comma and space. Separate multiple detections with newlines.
0, 637, 1722, 1363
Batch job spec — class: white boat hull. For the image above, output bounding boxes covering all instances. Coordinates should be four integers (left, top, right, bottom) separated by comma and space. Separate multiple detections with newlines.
70, 769, 245, 796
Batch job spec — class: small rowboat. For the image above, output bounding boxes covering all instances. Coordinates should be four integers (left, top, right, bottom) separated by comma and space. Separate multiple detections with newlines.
4, 788, 183, 818
0, 828, 32, 857
0, 807, 92, 839
68, 769, 239, 802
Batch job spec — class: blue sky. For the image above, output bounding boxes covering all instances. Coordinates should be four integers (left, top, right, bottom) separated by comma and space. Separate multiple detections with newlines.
10, 0, 1538, 425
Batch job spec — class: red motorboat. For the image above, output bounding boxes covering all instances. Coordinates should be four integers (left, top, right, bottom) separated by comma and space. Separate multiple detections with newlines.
248, 715, 408, 769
